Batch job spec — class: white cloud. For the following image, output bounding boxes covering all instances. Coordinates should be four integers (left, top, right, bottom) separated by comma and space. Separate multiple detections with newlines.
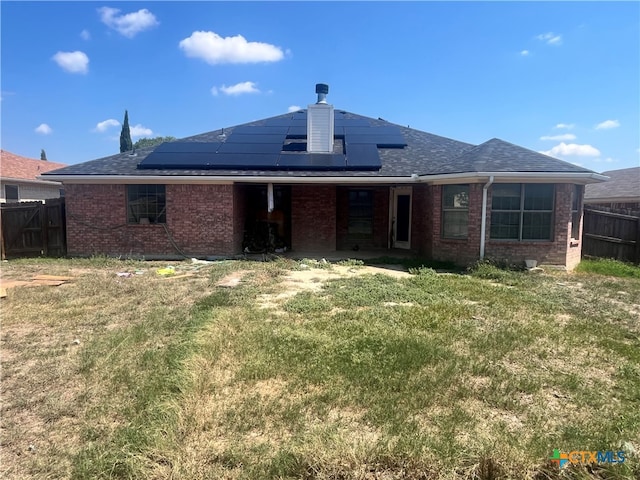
595, 119, 620, 130
35, 123, 53, 135
179, 31, 284, 64
130, 124, 153, 137
540, 142, 601, 158
52, 51, 89, 74
520, 50, 529, 56
537, 32, 562, 45
540, 133, 577, 141
93, 119, 120, 132
554, 123, 574, 130
80, 29, 91, 40
214, 81, 261, 96
98, 7, 158, 38
288, 105, 302, 113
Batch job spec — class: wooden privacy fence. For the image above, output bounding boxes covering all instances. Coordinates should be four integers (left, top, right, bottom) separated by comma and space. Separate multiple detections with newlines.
582, 207, 640, 264
0, 199, 66, 259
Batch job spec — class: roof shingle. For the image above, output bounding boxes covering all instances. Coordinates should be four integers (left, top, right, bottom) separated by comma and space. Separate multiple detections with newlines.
42, 110, 596, 179
1, 150, 67, 181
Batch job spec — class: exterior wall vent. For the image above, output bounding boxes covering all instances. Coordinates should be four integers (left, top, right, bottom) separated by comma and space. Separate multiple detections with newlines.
307, 83, 334, 153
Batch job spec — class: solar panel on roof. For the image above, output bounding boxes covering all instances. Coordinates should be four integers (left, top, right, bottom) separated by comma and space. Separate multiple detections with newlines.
232, 125, 289, 135
345, 144, 382, 170
211, 154, 279, 168
277, 154, 346, 170
138, 152, 217, 169
345, 134, 407, 147
264, 118, 307, 127
217, 142, 283, 154
334, 118, 370, 127
343, 126, 400, 135
225, 133, 286, 144
282, 142, 307, 152
153, 142, 221, 153
286, 126, 307, 137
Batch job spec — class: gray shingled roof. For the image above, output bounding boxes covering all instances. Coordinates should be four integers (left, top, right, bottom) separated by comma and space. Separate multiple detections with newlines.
585, 167, 640, 201
43, 110, 595, 178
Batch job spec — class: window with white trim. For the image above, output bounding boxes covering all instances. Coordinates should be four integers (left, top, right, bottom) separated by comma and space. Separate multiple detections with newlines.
442, 184, 469, 239
127, 185, 166, 224
490, 184, 554, 240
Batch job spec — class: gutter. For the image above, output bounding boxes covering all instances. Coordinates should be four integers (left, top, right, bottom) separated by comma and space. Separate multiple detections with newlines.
479, 176, 494, 260
39, 171, 608, 185
3, 176, 63, 186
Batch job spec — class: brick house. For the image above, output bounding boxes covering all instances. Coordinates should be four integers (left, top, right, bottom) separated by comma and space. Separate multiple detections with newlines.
1, 150, 66, 203
584, 167, 640, 211
43, 85, 605, 269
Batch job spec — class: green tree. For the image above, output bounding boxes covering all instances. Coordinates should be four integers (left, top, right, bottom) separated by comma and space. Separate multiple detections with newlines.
133, 136, 177, 150
119, 110, 133, 153
40, 149, 47, 161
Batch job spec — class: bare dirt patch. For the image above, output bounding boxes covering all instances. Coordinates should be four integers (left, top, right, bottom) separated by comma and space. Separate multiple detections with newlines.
257, 265, 411, 311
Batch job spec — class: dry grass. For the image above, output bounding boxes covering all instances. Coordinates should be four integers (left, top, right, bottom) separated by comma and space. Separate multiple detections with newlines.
0, 258, 228, 479
1, 257, 639, 479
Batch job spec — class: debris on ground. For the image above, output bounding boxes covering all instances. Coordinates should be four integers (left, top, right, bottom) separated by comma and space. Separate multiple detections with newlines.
216, 271, 247, 288
156, 266, 176, 276
0, 275, 74, 298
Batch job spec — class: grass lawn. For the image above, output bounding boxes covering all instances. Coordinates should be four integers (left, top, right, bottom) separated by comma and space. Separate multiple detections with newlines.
1, 257, 639, 479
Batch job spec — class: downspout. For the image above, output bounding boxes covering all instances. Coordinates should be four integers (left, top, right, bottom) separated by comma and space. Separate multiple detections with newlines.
267, 183, 274, 213
479, 175, 494, 260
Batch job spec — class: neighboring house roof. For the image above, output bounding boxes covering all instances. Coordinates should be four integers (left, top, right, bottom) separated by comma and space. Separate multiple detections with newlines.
1, 150, 67, 185
43, 110, 604, 184
584, 167, 640, 203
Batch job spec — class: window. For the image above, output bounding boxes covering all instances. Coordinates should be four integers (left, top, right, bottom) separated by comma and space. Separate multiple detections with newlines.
490, 184, 554, 240
348, 190, 373, 237
442, 184, 469, 238
127, 185, 166, 224
5, 184, 19, 202
571, 185, 583, 239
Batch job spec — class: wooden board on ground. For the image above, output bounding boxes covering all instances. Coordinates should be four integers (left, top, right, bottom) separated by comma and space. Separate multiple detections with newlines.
165, 273, 194, 280
0, 280, 32, 289
31, 280, 66, 286
32, 275, 74, 281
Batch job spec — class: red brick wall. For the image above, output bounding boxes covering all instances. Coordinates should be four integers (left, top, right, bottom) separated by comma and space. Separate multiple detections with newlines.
291, 185, 336, 252
485, 183, 577, 268
169, 184, 235, 255
65, 181, 583, 268
233, 184, 247, 253
431, 184, 483, 264
65, 183, 237, 257
429, 183, 580, 269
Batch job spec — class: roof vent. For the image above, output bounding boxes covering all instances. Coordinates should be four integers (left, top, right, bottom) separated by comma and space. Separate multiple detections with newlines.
307, 83, 334, 153
315, 83, 329, 104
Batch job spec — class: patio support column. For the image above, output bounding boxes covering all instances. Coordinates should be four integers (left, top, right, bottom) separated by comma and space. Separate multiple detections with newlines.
480, 175, 494, 259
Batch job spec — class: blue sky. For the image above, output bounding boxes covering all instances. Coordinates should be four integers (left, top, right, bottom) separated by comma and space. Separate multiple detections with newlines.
2, 1, 639, 172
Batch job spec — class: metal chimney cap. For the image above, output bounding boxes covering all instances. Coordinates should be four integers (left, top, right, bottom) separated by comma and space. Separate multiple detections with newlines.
315, 83, 329, 94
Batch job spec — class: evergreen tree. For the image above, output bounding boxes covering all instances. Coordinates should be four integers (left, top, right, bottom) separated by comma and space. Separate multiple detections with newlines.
133, 136, 177, 149
40, 149, 47, 161
119, 110, 133, 153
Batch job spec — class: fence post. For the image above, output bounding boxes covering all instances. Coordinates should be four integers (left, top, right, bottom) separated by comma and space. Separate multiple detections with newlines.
636, 216, 640, 264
